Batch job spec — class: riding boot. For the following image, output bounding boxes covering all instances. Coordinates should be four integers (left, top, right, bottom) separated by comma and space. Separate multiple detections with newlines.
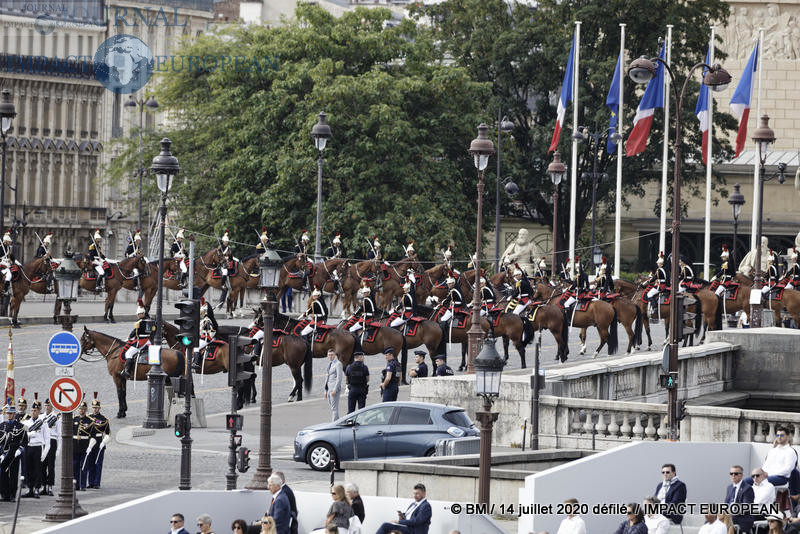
180, 272, 187, 288
97, 275, 105, 292
120, 357, 136, 379
192, 349, 203, 371
2, 281, 8, 295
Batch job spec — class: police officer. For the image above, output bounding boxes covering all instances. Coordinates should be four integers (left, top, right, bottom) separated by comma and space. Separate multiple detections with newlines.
379, 348, 400, 402
345, 351, 369, 414
72, 400, 92, 491
41, 398, 61, 496
121, 300, 154, 379
22, 394, 50, 498
434, 355, 454, 376
408, 350, 428, 379
325, 232, 345, 260
85, 394, 110, 489
0, 401, 27, 501
170, 227, 188, 288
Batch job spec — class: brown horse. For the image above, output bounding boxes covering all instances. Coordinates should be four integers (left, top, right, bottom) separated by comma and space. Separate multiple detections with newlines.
414, 264, 450, 304
489, 269, 515, 299
417, 304, 490, 369
276, 312, 356, 367
192, 247, 234, 308
491, 305, 570, 366
334, 317, 405, 366
376, 256, 424, 311
583, 296, 642, 354
80, 327, 184, 418
311, 258, 351, 295
277, 252, 312, 307
734, 274, 800, 327
338, 260, 378, 316
75, 253, 149, 323
222, 255, 260, 314
631, 287, 707, 346
372, 309, 446, 377
8, 255, 62, 327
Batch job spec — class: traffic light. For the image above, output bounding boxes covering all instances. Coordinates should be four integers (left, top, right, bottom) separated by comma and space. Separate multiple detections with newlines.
659, 373, 678, 390
236, 447, 251, 473
228, 335, 255, 387
677, 399, 687, 422
174, 413, 189, 438
674, 294, 697, 343
225, 413, 244, 431
175, 299, 200, 348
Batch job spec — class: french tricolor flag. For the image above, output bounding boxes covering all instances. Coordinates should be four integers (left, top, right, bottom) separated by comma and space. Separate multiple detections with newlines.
730, 42, 759, 158
548, 34, 576, 153
695, 46, 712, 165
626, 44, 665, 157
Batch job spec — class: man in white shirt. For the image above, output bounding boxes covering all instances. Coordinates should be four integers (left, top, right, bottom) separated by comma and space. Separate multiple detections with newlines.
556, 498, 586, 534
698, 514, 730, 534
643, 496, 671, 534
752, 468, 777, 505
41, 399, 61, 496
22, 398, 50, 498
746, 426, 800, 501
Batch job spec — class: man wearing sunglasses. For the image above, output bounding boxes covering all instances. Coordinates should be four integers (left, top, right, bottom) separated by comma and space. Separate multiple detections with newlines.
725, 465, 755, 533
745, 426, 800, 503
169, 514, 190, 534
654, 464, 687, 525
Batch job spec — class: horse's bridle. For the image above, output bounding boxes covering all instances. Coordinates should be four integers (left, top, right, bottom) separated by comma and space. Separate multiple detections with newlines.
81, 333, 122, 361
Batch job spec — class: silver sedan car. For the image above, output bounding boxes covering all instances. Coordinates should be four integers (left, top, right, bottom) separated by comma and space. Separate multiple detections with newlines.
293, 401, 478, 471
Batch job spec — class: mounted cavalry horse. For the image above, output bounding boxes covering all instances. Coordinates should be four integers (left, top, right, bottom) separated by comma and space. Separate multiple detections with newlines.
337, 260, 378, 316
8, 254, 62, 327
74, 252, 149, 323
371, 308, 446, 377
192, 247, 236, 309
732, 273, 800, 327
375, 256, 424, 312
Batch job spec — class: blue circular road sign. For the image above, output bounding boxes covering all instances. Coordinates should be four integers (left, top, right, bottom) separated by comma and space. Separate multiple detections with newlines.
47, 331, 82, 367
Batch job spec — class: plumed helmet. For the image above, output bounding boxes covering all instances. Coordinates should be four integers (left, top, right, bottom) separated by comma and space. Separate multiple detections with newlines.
17, 389, 26, 407
373, 236, 380, 248
312, 286, 321, 297
445, 276, 455, 286
261, 227, 269, 242
332, 232, 341, 245
720, 244, 729, 260
792, 247, 798, 261
502, 256, 511, 265
43, 232, 53, 245
513, 268, 523, 278
656, 252, 664, 266
301, 230, 309, 242
136, 298, 146, 315
221, 230, 230, 244
134, 229, 142, 242
91, 391, 100, 408
93, 229, 102, 241
31, 392, 42, 410
176, 227, 185, 240
480, 277, 486, 285
407, 241, 414, 253
2, 231, 11, 245
768, 250, 775, 264
444, 246, 452, 259
360, 285, 371, 296
200, 297, 208, 315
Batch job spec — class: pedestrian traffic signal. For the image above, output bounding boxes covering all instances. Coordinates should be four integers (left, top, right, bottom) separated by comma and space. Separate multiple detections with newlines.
226, 413, 243, 431
659, 373, 678, 390
228, 335, 255, 387
175, 299, 200, 348
174, 413, 189, 438
236, 446, 251, 473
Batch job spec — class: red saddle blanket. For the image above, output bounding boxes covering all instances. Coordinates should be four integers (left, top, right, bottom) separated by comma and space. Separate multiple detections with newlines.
201, 340, 227, 361
599, 292, 621, 302
768, 287, 785, 301
558, 293, 591, 312
286, 261, 315, 280
710, 280, 741, 301
452, 312, 469, 329
405, 317, 426, 337
272, 328, 290, 348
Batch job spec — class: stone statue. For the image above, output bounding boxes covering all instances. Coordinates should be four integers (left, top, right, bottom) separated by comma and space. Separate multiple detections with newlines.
738, 236, 770, 276
795, 229, 800, 250
501, 228, 541, 275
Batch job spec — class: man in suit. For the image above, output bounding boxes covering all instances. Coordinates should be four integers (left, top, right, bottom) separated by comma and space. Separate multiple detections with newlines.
168, 513, 191, 534
376, 483, 432, 534
324, 349, 343, 421
726, 465, 755, 533
274, 471, 298, 534
655, 463, 687, 524
267, 474, 291, 534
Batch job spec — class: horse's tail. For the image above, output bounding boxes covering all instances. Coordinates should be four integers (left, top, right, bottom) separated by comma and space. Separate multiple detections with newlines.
693, 295, 703, 337
634, 304, 643, 346
607, 307, 619, 355
303, 339, 313, 393
714, 294, 723, 331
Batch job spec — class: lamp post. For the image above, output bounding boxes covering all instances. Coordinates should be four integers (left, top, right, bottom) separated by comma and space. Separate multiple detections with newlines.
627, 55, 731, 439
750, 115, 787, 328
124, 94, 159, 249
311, 112, 331, 263
0, 89, 16, 318
466, 124, 495, 373
474, 336, 503, 504
143, 139, 179, 429
547, 153, 566, 278
45, 248, 85, 521
494, 113, 514, 272
246, 248, 282, 489
728, 183, 745, 269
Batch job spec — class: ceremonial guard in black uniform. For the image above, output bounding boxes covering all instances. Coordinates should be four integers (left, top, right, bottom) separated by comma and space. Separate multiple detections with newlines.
295, 230, 310, 255
714, 245, 735, 290
325, 233, 344, 259
764, 251, 779, 296
84, 394, 110, 489
1, 231, 16, 295
41, 398, 61, 496
35, 232, 52, 259
445, 276, 465, 317
679, 258, 695, 290
480, 278, 496, 317
408, 351, 428, 379
122, 300, 154, 379
216, 230, 235, 291
367, 236, 381, 261
434, 355, 454, 376
73, 400, 92, 491
349, 283, 376, 334
785, 248, 800, 289
380, 348, 400, 402
0, 402, 27, 501
255, 227, 270, 256
404, 241, 416, 259
125, 230, 143, 291
390, 281, 416, 328
170, 227, 188, 288
572, 258, 590, 296
345, 351, 369, 414
647, 252, 668, 308
22, 394, 50, 498
88, 229, 107, 291
510, 268, 533, 315
194, 298, 219, 370
300, 287, 329, 335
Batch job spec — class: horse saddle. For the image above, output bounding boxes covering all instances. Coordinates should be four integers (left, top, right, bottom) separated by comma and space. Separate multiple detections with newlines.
451, 311, 469, 329
271, 328, 290, 348
201, 339, 226, 361
599, 292, 621, 302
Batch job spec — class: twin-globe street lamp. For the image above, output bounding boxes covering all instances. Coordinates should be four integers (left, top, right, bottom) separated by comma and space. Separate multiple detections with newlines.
627, 54, 731, 440
311, 112, 332, 262
494, 114, 515, 272
0, 89, 16, 317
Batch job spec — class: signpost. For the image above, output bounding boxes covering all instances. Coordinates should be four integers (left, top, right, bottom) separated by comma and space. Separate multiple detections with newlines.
49, 377, 82, 413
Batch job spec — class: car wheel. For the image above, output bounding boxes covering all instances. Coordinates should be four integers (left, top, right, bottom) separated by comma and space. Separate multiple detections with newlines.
424, 447, 436, 457
307, 442, 336, 471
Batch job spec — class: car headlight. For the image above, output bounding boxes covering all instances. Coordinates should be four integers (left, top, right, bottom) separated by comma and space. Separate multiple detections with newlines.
446, 426, 465, 438
297, 430, 312, 437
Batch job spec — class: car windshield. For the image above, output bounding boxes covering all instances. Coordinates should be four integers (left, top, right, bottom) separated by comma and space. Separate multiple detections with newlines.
442, 409, 472, 428
355, 406, 394, 426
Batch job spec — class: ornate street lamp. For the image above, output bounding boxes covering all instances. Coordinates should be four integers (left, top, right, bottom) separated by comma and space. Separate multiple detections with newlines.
466, 124, 495, 373
143, 138, 179, 429
125, 94, 158, 249
494, 114, 515, 271
311, 112, 332, 263
547, 152, 566, 279
246, 247, 282, 489
628, 54, 731, 440
474, 336, 503, 504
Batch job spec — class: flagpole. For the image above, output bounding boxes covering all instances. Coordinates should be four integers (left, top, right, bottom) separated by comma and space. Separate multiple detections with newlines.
614, 23, 625, 279
751, 29, 764, 251
568, 21, 581, 274
659, 25, 673, 256
703, 27, 715, 279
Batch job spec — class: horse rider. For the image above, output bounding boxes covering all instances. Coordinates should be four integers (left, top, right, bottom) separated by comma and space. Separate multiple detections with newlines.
34, 232, 55, 292
170, 227, 188, 288
595, 256, 608, 286
646, 251, 668, 309
194, 297, 219, 370
215, 230, 238, 292
16, 392, 28, 422
534, 257, 548, 280
404, 240, 416, 259
294, 230, 311, 289
300, 287, 329, 335
325, 232, 344, 260
479, 278, 496, 316
0, 231, 16, 295
783, 248, 800, 289
763, 250, 779, 296
349, 282, 377, 333
0, 401, 27, 502
511, 266, 533, 315
121, 299, 154, 379
442, 245, 454, 272
255, 227, 271, 256
72, 399, 92, 491
125, 229, 143, 291
678, 257, 695, 292
246, 307, 265, 350
438, 275, 464, 324
22, 394, 50, 498
390, 280, 416, 328
83, 393, 110, 490
405, 267, 417, 286
570, 257, 590, 299
597, 257, 614, 294
88, 229, 108, 292
367, 235, 382, 261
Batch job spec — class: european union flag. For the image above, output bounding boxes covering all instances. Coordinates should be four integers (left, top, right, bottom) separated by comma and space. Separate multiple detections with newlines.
606, 52, 622, 154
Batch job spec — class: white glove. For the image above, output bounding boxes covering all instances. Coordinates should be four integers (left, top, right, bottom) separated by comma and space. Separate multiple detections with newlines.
101, 434, 110, 448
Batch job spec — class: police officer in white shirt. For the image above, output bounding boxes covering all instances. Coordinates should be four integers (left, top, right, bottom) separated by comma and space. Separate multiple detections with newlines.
556, 498, 587, 534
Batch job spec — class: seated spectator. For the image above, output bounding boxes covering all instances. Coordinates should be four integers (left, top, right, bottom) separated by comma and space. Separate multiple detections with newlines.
785, 503, 800, 534
170, 513, 190, 534
642, 496, 670, 534
555, 498, 586, 534
725, 465, 755, 533
655, 463, 687, 524
745, 427, 800, 502
752, 468, 777, 506
376, 483, 432, 534
718, 513, 736, 534
767, 513, 785, 534
260, 516, 277, 534
346, 483, 365, 524
231, 519, 248, 534
613, 503, 648, 534
311, 484, 353, 534
698, 513, 729, 534
197, 513, 215, 534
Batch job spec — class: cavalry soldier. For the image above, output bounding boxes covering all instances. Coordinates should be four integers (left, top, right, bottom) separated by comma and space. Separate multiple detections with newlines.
194, 298, 219, 370
170, 227, 188, 288
295, 230, 310, 255
442, 245, 454, 271
16, 391, 28, 421
379, 347, 400, 402
763, 250, 779, 295
511, 267, 533, 315
41, 398, 61, 496
255, 227, 271, 256
217, 230, 235, 291
125, 230, 143, 291
597, 258, 615, 294
84, 394, 110, 490
715, 245, 735, 286
404, 240, 416, 258
784, 248, 800, 289
22, 393, 50, 498
405, 267, 417, 286
646, 252, 668, 309
434, 355, 454, 377
678, 257, 695, 292
573, 257, 590, 297
443, 275, 465, 321
35, 232, 53, 258
595, 257, 608, 286
349, 283, 377, 333
390, 281, 416, 328
344, 351, 369, 414
367, 236, 382, 261
325, 232, 344, 259
121, 300, 154, 380
534, 257, 548, 280
1, 231, 15, 295
72, 400, 92, 491
479, 278, 496, 313
0, 401, 27, 502
300, 287, 328, 335
88, 229, 107, 292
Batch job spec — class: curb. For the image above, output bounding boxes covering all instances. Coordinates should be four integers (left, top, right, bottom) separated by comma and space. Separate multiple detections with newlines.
0, 312, 180, 326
